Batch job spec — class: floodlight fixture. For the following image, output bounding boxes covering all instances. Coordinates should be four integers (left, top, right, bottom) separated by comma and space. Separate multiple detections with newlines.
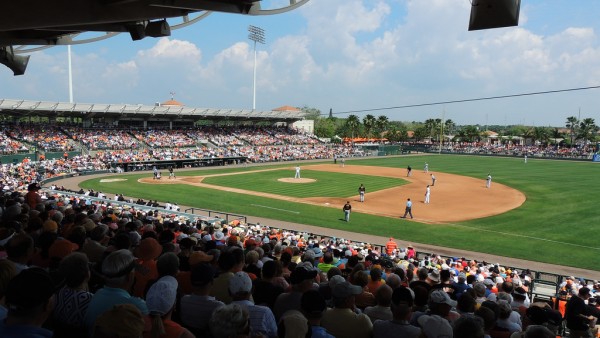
468, 0, 520, 31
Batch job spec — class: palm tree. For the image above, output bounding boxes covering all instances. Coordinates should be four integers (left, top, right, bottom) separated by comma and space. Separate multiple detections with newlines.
532, 127, 550, 145
375, 115, 389, 138
464, 125, 481, 142
550, 128, 564, 145
566, 116, 579, 146
578, 118, 598, 143
362, 114, 376, 138
345, 115, 360, 139
444, 119, 456, 136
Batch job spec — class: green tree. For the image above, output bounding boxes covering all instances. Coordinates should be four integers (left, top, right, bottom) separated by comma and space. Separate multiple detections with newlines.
362, 114, 376, 138
464, 125, 481, 142
444, 119, 456, 136
345, 115, 361, 139
375, 115, 389, 138
300, 106, 321, 120
578, 118, 598, 143
533, 127, 550, 145
314, 118, 337, 138
413, 125, 428, 142
566, 116, 579, 146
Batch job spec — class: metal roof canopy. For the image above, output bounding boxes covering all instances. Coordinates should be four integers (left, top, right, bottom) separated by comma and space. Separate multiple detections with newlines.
0, 98, 308, 122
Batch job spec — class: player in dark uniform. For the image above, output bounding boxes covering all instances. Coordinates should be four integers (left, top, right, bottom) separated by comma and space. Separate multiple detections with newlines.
168, 166, 175, 179
358, 184, 366, 202
407, 165, 412, 177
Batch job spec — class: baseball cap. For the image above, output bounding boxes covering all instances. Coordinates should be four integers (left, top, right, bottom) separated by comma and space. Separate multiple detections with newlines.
191, 263, 215, 286
6, 267, 55, 315
417, 314, 453, 338
229, 271, 253, 295
279, 310, 309, 338
483, 278, 495, 287
391, 286, 415, 307
429, 289, 457, 307
146, 276, 178, 316
332, 280, 362, 299
311, 247, 324, 258
290, 266, 318, 285
328, 275, 346, 289
93, 304, 144, 338
48, 239, 79, 260
189, 250, 214, 266
301, 290, 327, 316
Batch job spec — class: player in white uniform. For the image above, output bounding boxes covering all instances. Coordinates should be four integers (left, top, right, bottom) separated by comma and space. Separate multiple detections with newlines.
424, 185, 431, 204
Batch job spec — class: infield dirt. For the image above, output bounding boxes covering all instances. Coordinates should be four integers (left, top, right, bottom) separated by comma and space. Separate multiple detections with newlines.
139, 164, 526, 224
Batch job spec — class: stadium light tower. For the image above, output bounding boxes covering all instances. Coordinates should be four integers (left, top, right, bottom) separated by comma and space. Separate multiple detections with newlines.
248, 25, 265, 110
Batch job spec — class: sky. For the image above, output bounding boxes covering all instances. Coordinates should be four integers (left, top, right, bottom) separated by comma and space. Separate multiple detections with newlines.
2, 0, 600, 127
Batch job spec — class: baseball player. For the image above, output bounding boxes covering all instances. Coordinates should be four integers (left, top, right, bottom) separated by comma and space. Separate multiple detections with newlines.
424, 162, 429, 173
295, 165, 301, 179
431, 174, 436, 186
168, 166, 176, 179
358, 184, 366, 202
407, 165, 412, 177
486, 173, 492, 188
424, 185, 431, 204
342, 201, 352, 222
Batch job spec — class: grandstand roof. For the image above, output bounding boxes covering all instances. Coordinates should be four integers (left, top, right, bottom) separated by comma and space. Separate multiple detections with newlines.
0, 98, 310, 122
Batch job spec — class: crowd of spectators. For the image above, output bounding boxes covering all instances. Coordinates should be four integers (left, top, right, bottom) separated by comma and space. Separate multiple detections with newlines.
7, 126, 76, 152
441, 143, 597, 159
62, 127, 140, 150
0, 128, 29, 155
1, 184, 599, 338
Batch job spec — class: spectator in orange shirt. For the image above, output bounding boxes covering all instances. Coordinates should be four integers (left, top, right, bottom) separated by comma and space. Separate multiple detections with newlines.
385, 237, 398, 256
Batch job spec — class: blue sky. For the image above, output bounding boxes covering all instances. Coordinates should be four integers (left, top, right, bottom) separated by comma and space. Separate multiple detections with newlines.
2, 0, 600, 126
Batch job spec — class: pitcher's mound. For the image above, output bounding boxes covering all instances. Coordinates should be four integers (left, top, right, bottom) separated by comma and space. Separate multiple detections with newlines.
278, 178, 316, 183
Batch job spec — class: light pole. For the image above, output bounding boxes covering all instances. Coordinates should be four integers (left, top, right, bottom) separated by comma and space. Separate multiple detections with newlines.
248, 25, 265, 110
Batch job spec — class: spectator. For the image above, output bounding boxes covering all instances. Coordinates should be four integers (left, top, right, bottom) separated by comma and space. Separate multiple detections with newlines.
6, 233, 35, 274
321, 280, 373, 338
253, 260, 285, 308
0, 268, 56, 338
229, 271, 277, 338
273, 265, 317, 321
475, 305, 496, 338
0, 258, 17, 321
209, 303, 250, 338
565, 287, 596, 338
84, 249, 148, 331
497, 299, 522, 334
364, 284, 393, 322
211, 247, 245, 305
453, 315, 485, 338
143, 274, 194, 338
317, 252, 336, 274
277, 310, 309, 338
373, 286, 421, 338
132, 237, 162, 298
353, 270, 376, 309
53, 252, 93, 337
300, 290, 334, 338
180, 263, 224, 336
367, 267, 385, 294
92, 304, 145, 338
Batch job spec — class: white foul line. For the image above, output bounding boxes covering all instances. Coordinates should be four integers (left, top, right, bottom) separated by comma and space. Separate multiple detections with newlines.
251, 204, 300, 214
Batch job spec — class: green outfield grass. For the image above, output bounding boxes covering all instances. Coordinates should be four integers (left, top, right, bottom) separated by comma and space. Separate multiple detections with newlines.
201, 169, 407, 198
80, 155, 600, 271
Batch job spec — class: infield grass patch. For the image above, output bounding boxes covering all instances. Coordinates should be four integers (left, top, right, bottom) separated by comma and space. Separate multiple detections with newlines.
201, 169, 407, 198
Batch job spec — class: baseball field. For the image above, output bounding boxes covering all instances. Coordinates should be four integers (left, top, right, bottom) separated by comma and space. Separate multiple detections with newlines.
79, 154, 600, 272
